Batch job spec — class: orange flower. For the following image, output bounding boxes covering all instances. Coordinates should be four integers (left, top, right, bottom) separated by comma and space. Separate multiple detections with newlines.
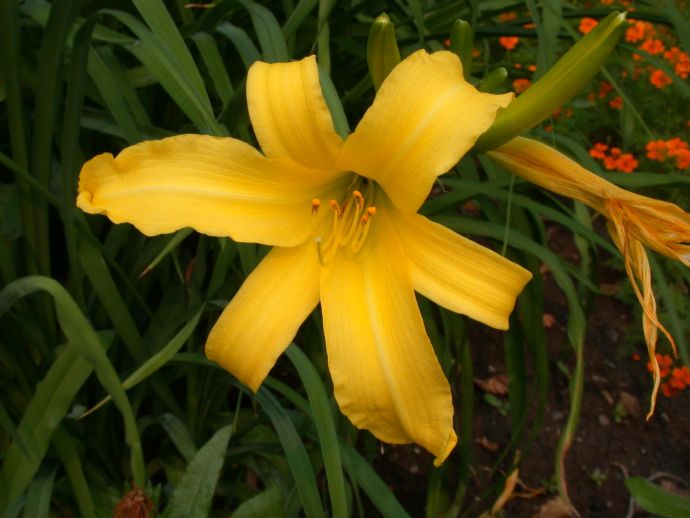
625, 21, 653, 43
664, 47, 690, 78
678, 366, 690, 384
499, 36, 520, 50
669, 367, 690, 389
650, 69, 672, 88
598, 81, 613, 98
673, 150, 690, 170
666, 137, 688, 153
552, 107, 573, 119
499, 11, 517, 22
647, 353, 673, 378
512, 78, 532, 94
640, 38, 665, 55
589, 143, 609, 159
615, 153, 639, 173
667, 139, 690, 170
661, 382, 678, 397
646, 140, 668, 161
608, 96, 623, 110
603, 147, 622, 170
579, 17, 599, 34
527, 64, 537, 72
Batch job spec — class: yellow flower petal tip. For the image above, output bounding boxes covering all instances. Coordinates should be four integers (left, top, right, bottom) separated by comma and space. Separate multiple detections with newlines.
433, 430, 458, 466
77, 152, 113, 215
77, 51, 533, 463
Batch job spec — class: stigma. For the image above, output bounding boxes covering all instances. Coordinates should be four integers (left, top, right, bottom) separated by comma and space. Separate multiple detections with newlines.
311, 179, 377, 265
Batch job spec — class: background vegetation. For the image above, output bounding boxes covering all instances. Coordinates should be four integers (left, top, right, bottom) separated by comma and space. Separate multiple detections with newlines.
1, 0, 689, 516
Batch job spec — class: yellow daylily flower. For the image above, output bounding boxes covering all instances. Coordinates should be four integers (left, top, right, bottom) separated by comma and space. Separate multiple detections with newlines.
77, 50, 532, 464
489, 136, 690, 416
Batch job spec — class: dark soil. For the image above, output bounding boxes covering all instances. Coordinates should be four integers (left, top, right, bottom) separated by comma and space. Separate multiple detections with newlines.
374, 222, 690, 517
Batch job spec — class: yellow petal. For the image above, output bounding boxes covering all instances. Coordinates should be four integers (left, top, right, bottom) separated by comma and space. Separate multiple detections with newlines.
339, 50, 512, 212
247, 56, 344, 170
397, 211, 532, 330
77, 134, 348, 247
320, 207, 456, 464
205, 241, 320, 391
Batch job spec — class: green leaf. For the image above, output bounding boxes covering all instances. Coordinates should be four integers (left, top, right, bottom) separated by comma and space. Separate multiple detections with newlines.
23, 468, 57, 518
285, 346, 347, 518
160, 413, 198, 463
217, 22, 262, 69
255, 388, 325, 518
0, 277, 145, 488
238, 0, 289, 62
130, 0, 211, 109
0, 329, 111, 507
169, 425, 233, 518
230, 481, 285, 518
625, 477, 690, 518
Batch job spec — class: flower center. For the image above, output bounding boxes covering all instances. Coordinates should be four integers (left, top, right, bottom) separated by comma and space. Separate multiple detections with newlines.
311, 176, 377, 265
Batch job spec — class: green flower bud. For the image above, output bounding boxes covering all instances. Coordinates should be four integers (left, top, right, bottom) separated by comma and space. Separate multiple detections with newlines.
448, 19, 474, 80
367, 13, 401, 91
478, 67, 508, 93
475, 11, 627, 152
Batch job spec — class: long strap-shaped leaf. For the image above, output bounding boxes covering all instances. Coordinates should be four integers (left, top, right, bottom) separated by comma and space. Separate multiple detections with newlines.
0, 328, 111, 507
0, 277, 146, 490
285, 345, 347, 518
255, 387, 325, 518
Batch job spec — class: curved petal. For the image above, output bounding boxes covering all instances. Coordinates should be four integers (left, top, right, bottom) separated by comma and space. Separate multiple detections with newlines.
398, 212, 531, 330
77, 134, 348, 247
247, 56, 344, 170
339, 50, 512, 213
320, 207, 456, 464
205, 241, 320, 390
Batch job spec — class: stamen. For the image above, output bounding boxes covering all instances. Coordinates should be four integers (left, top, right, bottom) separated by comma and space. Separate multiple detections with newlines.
352, 206, 376, 253
353, 190, 364, 209
362, 206, 376, 223
314, 180, 378, 261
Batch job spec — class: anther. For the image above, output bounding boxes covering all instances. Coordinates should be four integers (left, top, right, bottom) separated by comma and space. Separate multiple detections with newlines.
311, 198, 321, 216
329, 199, 341, 215
352, 190, 364, 209
362, 206, 376, 223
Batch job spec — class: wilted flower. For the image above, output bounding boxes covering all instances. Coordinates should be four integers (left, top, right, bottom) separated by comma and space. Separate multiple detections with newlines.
489, 137, 690, 415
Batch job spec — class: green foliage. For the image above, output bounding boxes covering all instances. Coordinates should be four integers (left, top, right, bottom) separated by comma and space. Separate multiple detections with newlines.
625, 477, 690, 517
1, 1, 688, 516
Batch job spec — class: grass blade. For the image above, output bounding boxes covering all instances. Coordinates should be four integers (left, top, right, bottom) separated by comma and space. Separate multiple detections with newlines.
0, 277, 146, 487
23, 467, 57, 518
255, 388, 325, 518
0, 328, 111, 506
285, 345, 347, 518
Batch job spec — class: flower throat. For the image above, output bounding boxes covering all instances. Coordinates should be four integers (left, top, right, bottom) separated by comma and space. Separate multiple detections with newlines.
312, 176, 376, 265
